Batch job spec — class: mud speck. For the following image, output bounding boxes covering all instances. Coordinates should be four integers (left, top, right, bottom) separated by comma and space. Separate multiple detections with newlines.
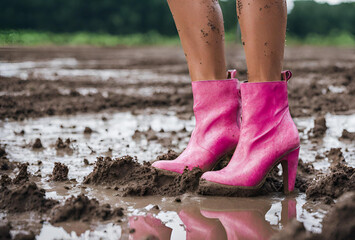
325, 148, 345, 165
32, 138, 43, 149
55, 138, 73, 152
84, 127, 93, 134
51, 162, 69, 181
309, 116, 327, 138
50, 194, 123, 223
339, 129, 355, 141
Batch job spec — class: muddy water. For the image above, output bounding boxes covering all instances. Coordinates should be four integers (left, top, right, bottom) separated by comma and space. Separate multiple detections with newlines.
1, 46, 355, 239
1, 110, 354, 239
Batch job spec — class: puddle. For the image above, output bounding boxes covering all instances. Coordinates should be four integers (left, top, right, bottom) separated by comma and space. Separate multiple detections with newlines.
0, 58, 189, 84
1, 111, 354, 239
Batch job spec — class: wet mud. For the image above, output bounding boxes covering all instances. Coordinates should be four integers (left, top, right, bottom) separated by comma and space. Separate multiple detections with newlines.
0, 181, 57, 213
50, 194, 124, 223
1, 46, 355, 239
306, 161, 354, 203
84, 155, 202, 196
0, 146, 15, 171
51, 162, 69, 181
272, 191, 355, 240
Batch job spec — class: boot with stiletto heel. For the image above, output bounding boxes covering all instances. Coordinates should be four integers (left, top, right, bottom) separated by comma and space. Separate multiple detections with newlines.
199, 71, 300, 196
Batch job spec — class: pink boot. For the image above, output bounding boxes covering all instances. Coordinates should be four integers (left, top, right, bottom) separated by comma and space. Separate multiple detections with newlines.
152, 70, 241, 174
199, 71, 300, 196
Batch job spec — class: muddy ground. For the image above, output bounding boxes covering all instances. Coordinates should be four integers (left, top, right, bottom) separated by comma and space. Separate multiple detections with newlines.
0, 45, 354, 239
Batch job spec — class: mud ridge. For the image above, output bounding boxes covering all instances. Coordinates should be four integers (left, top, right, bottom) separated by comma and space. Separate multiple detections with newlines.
0, 181, 58, 213
84, 155, 203, 196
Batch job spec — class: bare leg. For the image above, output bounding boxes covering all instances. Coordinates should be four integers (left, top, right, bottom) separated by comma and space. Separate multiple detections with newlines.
237, 0, 287, 82
167, 0, 227, 81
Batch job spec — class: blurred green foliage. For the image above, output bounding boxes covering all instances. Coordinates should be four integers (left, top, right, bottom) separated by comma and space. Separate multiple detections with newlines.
0, 30, 180, 46
0, 0, 354, 46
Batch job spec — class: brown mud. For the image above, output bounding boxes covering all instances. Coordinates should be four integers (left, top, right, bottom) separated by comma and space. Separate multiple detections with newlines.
1, 46, 355, 238
51, 162, 69, 181
0, 181, 58, 213
272, 191, 355, 240
1, 47, 355, 121
84, 155, 203, 196
0, 164, 58, 213
306, 161, 355, 203
0, 146, 15, 171
50, 194, 124, 223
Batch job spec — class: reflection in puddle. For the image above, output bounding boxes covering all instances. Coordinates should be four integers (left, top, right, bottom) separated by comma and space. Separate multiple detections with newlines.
0, 58, 188, 84
129, 197, 298, 240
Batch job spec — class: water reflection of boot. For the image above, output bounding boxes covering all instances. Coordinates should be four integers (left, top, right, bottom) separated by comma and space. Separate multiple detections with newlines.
199, 198, 279, 240
280, 197, 297, 227
179, 207, 227, 240
129, 214, 172, 240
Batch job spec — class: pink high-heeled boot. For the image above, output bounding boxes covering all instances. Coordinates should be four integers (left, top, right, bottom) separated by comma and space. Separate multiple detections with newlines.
152, 70, 241, 174
199, 71, 300, 196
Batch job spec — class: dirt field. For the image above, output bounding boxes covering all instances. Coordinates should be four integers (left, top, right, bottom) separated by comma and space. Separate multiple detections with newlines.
0, 45, 354, 239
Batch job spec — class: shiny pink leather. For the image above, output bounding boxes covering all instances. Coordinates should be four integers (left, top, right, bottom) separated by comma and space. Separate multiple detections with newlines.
152, 70, 241, 174
201, 78, 300, 192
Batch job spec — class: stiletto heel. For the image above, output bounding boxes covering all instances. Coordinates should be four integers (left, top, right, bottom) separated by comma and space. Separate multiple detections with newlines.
281, 147, 300, 194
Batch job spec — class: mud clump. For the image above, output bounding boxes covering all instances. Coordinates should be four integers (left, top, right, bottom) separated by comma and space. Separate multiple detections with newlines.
0, 146, 15, 171
50, 194, 123, 223
306, 162, 354, 202
55, 138, 72, 149
132, 127, 158, 141
55, 138, 74, 153
294, 159, 316, 193
84, 156, 203, 196
1, 174, 12, 186
321, 191, 355, 240
84, 127, 93, 134
325, 148, 345, 165
13, 163, 29, 184
0, 182, 58, 213
13, 232, 36, 240
309, 116, 327, 139
32, 138, 43, 149
0, 223, 11, 240
271, 219, 315, 240
339, 129, 355, 141
155, 149, 180, 161
51, 162, 69, 181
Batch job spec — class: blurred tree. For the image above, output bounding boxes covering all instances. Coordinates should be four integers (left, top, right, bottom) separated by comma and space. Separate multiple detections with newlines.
0, 0, 354, 38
